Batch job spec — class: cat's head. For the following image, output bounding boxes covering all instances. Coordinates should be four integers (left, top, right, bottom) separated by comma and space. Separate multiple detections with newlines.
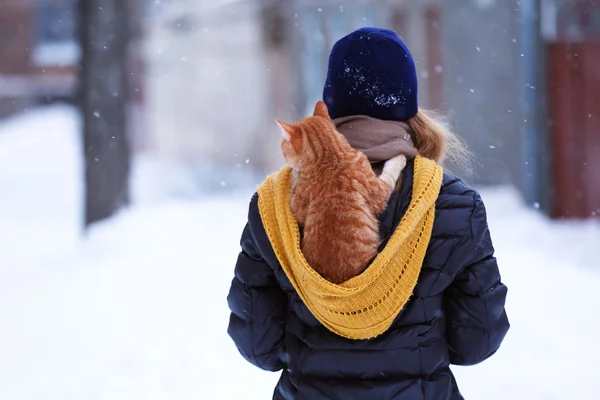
276, 101, 335, 169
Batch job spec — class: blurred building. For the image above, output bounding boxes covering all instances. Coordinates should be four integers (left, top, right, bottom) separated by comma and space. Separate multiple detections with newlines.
1, 0, 597, 218
0, 0, 78, 117
544, 0, 600, 218
144, 0, 278, 185
0, 0, 148, 149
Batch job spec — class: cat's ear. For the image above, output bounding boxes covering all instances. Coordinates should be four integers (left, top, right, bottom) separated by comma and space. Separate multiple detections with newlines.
313, 101, 330, 119
275, 120, 298, 142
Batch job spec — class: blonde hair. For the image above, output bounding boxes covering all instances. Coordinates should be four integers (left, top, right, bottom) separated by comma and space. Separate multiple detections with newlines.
407, 109, 472, 173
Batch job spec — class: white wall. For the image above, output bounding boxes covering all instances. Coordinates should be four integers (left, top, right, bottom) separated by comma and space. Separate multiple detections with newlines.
144, 0, 283, 179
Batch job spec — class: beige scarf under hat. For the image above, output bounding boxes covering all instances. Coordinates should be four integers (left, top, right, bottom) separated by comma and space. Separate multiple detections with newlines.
334, 115, 418, 162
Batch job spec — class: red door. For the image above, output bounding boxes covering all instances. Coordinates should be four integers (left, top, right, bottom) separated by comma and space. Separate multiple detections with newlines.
547, 0, 600, 219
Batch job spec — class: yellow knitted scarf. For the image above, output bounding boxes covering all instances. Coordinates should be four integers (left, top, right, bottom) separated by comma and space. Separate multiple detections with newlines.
257, 155, 444, 340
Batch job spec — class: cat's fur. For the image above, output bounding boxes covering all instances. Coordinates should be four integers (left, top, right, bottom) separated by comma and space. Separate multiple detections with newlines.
277, 101, 406, 284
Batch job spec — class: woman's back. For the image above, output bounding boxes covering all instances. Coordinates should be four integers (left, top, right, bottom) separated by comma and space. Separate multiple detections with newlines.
228, 159, 509, 399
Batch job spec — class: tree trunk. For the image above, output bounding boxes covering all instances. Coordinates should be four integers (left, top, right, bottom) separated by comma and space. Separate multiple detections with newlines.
78, 0, 131, 228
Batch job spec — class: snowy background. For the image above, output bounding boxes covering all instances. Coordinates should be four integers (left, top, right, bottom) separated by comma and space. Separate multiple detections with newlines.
1, 105, 600, 399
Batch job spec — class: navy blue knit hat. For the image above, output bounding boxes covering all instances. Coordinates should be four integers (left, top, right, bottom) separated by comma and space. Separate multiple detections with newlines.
323, 27, 418, 122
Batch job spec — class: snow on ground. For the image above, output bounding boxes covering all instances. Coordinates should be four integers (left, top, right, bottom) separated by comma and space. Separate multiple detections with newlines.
0, 106, 599, 399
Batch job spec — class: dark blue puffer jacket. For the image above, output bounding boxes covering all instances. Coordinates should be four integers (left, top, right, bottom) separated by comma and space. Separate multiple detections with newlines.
227, 160, 509, 399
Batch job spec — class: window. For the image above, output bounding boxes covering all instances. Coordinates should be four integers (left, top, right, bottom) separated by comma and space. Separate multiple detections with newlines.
33, 0, 80, 67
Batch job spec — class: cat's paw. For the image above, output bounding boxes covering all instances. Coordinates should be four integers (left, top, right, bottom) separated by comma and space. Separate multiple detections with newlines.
292, 168, 301, 186
383, 155, 407, 177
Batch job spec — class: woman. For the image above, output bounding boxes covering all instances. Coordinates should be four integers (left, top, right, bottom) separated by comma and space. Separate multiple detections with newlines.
227, 27, 509, 400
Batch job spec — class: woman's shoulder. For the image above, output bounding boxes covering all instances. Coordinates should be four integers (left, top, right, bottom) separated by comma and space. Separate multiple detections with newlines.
246, 192, 264, 236
422, 170, 487, 254
402, 157, 480, 210
432, 170, 489, 236
436, 170, 481, 211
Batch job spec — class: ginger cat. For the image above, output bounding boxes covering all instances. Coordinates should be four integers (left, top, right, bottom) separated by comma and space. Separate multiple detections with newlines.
276, 101, 406, 284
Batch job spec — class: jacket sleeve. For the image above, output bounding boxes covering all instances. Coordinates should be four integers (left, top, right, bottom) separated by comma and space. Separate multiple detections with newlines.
227, 196, 287, 372
445, 192, 510, 366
